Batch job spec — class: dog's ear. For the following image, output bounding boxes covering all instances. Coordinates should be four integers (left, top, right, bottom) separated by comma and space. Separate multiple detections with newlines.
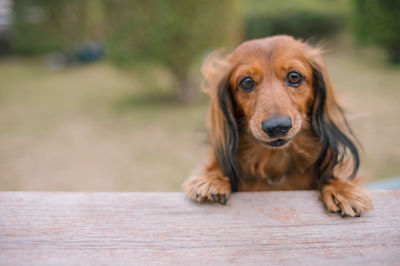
202, 53, 240, 192
307, 50, 360, 184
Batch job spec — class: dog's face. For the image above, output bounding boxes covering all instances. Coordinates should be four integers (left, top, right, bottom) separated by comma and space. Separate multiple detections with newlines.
204, 35, 360, 189
227, 36, 314, 148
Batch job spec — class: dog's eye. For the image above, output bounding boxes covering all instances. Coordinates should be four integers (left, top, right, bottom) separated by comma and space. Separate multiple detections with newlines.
287, 72, 303, 87
239, 77, 255, 92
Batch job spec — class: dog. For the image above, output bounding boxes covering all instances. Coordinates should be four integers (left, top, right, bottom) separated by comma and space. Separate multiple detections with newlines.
183, 35, 373, 217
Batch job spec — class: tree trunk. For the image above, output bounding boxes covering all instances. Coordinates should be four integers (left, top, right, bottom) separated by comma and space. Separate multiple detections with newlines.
175, 72, 199, 103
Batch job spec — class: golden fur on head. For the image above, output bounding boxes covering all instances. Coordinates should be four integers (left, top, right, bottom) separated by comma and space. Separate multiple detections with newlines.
183, 35, 372, 217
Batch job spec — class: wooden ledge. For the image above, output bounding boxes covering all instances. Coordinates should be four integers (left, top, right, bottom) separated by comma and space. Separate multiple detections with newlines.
1, 191, 399, 265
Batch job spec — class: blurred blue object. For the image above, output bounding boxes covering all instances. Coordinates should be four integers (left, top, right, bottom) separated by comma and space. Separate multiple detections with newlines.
75, 41, 103, 63
366, 177, 400, 189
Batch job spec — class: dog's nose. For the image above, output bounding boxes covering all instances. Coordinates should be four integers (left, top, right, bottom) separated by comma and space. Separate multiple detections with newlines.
261, 117, 292, 138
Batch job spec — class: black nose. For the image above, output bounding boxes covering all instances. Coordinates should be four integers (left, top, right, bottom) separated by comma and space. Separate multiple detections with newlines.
261, 117, 292, 138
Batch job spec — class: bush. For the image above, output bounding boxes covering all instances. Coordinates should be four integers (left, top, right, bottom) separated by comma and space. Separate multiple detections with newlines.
245, 10, 346, 41
13, 0, 105, 55
105, 0, 240, 102
13, 0, 80, 54
353, 0, 400, 63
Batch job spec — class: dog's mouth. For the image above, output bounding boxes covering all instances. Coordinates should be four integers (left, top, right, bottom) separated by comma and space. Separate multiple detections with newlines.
263, 138, 291, 148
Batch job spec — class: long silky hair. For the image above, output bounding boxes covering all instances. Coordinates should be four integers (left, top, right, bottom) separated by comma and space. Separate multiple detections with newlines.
308, 54, 360, 184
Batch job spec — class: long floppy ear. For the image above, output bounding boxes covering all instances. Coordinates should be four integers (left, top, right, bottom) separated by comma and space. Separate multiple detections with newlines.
202, 53, 240, 192
307, 50, 360, 184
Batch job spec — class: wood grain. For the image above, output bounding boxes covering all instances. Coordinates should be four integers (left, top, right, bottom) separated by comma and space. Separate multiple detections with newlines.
0, 191, 399, 265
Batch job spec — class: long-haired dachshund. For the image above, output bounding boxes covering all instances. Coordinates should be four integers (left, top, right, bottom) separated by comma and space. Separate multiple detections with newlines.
183, 35, 373, 217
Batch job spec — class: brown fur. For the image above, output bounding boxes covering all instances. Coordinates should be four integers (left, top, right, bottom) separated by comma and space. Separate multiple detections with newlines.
183, 35, 373, 217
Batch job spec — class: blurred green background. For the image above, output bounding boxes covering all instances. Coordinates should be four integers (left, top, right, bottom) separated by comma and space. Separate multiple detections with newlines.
0, 0, 399, 191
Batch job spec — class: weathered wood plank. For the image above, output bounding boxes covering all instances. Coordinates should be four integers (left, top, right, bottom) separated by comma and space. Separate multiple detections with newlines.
0, 191, 399, 265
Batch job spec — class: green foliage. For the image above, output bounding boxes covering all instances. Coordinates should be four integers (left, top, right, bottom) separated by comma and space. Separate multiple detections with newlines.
245, 10, 346, 41
13, 0, 80, 54
105, 0, 239, 73
13, 0, 105, 55
353, 0, 400, 63
105, 0, 240, 101
239, 0, 351, 16
240, 0, 350, 44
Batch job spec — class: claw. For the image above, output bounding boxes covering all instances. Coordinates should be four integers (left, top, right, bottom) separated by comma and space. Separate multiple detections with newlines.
221, 194, 228, 205
352, 207, 360, 217
212, 194, 217, 203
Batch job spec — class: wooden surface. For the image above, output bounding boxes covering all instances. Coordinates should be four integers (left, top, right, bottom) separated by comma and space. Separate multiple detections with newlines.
1, 191, 399, 265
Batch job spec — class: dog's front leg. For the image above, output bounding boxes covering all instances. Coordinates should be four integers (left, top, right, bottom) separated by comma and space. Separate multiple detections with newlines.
321, 177, 373, 217
183, 156, 231, 205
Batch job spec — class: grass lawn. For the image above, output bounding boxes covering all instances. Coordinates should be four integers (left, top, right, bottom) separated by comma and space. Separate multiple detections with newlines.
0, 42, 399, 191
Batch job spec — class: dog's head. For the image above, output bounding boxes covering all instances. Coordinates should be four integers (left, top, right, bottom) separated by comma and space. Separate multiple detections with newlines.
203, 35, 359, 191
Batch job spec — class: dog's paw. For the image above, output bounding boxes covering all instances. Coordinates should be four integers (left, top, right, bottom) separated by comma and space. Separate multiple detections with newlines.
183, 175, 231, 205
321, 179, 373, 217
